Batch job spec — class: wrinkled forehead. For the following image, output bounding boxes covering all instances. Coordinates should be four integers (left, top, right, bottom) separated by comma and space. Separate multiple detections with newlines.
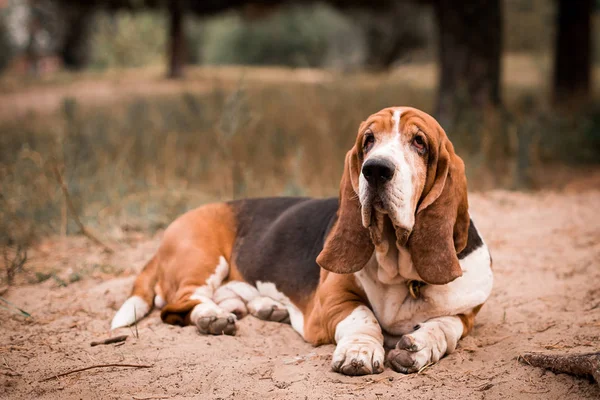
361, 107, 439, 138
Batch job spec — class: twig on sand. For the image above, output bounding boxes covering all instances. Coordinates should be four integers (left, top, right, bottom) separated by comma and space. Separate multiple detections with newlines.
90, 335, 128, 347
39, 363, 153, 382
134, 307, 139, 339
534, 323, 556, 333
519, 352, 600, 388
347, 376, 393, 391
52, 165, 116, 253
418, 362, 435, 375
520, 388, 551, 394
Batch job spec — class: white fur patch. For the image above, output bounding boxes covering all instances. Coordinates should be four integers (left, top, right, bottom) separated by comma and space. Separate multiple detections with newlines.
359, 130, 418, 232
392, 109, 402, 135
332, 305, 385, 374
154, 295, 166, 309
388, 315, 464, 373
357, 243, 493, 335
395, 148, 415, 227
190, 256, 230, 301
215, 281, 260, 303
111, 295, 150, 330
247, 296, 283, 316
256, 281, 304, 337
213, 281, 259, 317
190, 301, 234, 326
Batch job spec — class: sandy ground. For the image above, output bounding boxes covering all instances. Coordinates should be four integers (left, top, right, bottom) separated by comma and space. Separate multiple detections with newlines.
1, 185, 600, 400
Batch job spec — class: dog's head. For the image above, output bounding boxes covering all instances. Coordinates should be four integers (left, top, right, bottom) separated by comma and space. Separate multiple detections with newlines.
316, 107, 469, 285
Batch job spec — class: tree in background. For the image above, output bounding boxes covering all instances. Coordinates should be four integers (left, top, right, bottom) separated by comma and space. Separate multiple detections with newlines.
433, 0, 503, 129
167, 0, 185, 78
347, 2, 430, 70
16, 0, 598, 124
0, 3, 15, 72
58, 2, 93, 70
553, 0, 593, 107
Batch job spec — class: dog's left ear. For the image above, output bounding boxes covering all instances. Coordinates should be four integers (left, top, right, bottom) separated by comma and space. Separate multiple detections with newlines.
408, 132, 470, 285
317, 147, 374, 274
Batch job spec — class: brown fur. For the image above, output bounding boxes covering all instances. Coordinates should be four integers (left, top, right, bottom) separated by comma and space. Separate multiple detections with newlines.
458, 304, 484, 338
316, 108, 402, 274
131, 255, 159, 308
317, 150, 373, 274
303, 271, 369, 345
407, 109, 470, 284
130, 203, 238, 324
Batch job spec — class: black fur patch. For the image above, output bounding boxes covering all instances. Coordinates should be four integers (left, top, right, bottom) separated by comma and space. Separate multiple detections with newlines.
229, 197, 338, 301
229, 198, 483, 300
457, 219, 484, 260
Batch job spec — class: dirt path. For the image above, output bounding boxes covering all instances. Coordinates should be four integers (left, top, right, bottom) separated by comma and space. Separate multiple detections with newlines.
1, 186, 599, 399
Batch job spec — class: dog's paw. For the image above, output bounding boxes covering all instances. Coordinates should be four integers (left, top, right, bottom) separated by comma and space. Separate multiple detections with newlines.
191, 303, 237, 336
386, 324, 446, 374
247, 297, 290, 323
332, 336, 385, 376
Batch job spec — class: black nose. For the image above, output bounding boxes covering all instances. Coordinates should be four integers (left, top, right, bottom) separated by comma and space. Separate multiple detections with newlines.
362, 159, 396, 186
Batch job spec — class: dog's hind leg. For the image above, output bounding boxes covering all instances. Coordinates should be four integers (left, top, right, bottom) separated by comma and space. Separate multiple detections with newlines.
161, 255, 238, 336
213, 281, 290, 324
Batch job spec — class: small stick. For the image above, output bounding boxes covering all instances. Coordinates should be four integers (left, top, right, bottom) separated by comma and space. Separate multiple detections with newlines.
40, 363, 153, 382
134, 307, 139, 339
418, 361, 435, 374
347, 376, 392, 391
519, 352, 600, 387
90, 335, 128, 347
52, 165, 116, 253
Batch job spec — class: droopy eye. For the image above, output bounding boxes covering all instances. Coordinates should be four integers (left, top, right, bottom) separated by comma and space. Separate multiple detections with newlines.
363, 132, 375, 153
412, 135, 426, 154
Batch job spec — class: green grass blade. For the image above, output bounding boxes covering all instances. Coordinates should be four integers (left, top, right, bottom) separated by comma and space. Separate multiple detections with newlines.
0, 296, 32, 318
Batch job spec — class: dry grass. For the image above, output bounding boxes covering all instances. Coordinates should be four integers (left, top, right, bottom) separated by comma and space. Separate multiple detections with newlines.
0, 56, 599, 286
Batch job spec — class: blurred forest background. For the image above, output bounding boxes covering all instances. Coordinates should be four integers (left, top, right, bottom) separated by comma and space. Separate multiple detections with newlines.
0, 0, 598, 286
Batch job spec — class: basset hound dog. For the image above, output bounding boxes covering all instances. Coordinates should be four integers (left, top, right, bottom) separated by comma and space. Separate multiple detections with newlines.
111, 106, 493, 375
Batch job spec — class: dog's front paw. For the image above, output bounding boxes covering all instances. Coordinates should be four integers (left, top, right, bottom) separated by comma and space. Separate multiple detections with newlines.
332, 335, 385, 376
191, 303, 237, 336
386, 323, 448, 374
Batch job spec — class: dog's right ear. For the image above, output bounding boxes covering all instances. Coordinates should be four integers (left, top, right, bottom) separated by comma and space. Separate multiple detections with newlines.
317, 147, 374, 274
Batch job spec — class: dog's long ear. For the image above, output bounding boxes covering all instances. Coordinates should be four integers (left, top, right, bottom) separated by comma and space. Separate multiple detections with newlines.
408, 133, 470, 285
317, 148, 374, 274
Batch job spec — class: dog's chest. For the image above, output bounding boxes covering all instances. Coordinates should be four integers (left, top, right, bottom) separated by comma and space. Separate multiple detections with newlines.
355, 251, 426, 335
357, 278, 419, 335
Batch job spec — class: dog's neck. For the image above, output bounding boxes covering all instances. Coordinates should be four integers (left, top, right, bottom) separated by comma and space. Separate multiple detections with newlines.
366, 213, 421, 285
371, 243, 419, 285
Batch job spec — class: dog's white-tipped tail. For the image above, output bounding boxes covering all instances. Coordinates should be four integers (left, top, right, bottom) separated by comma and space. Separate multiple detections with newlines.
111, 255, 158, 330
111, 295, 150, 330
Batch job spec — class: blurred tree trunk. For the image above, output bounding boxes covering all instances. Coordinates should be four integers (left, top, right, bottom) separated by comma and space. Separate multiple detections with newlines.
553, 0, 592, 106
60, 4, 94, 70
168, 0, 186, 79
26, 4, 42, 75
434, 0, 502, 130
351, 2, 427, 70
